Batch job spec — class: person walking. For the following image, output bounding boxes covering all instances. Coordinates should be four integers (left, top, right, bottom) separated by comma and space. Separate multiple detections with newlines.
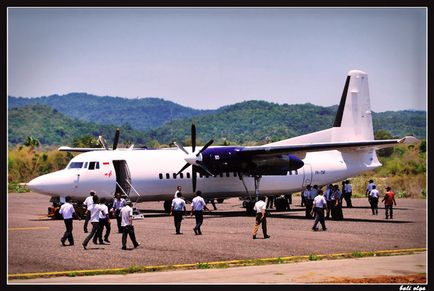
369, 185, 380, 215
96, 197, 111, 244
111, 192, 126, 233
82, 195, 102, 249
266, 195, 275, 209
190, 191, 211, 235
382, 186, 397, 219
120, 201, 140, 250
82, 190, 95, 233
366, 179, 376, 204
252, 197, 270, 239
170, 191, 186, 234
59, 196, 80, 246
174, 185, 182, 198
312, 190, 327, 231
324, 184, 333, 219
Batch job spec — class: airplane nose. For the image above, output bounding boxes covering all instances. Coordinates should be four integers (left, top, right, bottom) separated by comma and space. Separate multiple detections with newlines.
27, 171, 69, 195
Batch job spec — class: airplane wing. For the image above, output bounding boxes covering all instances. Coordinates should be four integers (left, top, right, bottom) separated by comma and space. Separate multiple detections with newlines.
58, 146, 108, 152
238, 136, 418, 158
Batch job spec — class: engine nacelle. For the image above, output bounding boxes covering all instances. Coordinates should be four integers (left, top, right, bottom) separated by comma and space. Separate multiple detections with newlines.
201, 147, 304, 176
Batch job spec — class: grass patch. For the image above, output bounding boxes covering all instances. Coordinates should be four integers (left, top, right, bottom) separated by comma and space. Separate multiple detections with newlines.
309, 254, 318, 261
351, 251, 363, 258
197, 263, 210, 269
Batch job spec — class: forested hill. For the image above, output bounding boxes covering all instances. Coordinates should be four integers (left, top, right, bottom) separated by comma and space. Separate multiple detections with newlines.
9, 94, 216, 131
8, 99, 426, 147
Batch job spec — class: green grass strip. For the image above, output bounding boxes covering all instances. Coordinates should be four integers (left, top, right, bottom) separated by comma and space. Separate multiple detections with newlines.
8, 247, 426, 280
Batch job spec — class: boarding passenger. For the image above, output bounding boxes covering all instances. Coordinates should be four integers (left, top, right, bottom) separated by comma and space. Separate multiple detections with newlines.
82, 190, 95, 233
190, 191, 211, 235
369, 185, 380, 215
96, 197, 111, 244
82, 195, 102, 249
170, 191, 186, 234
312, 190, 327, 231
366, 179, 376, 203
59, 196, 80, 246
174, 185, 182, 198
111, 192, 126, 233
303, 185, 313, 218
120, 201, 140, 250
252, 196, 270, 239
344, 180, 353, 208
382, 186, 397, 219
324, 184, 333, 219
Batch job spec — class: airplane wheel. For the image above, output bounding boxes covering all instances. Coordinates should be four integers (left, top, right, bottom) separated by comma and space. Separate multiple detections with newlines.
245, 201, 255, 216
163, 200, 171, 213
217, 198, 224, 204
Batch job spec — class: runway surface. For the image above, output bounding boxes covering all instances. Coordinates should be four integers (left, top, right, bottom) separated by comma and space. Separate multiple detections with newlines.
7, 192, 427, 284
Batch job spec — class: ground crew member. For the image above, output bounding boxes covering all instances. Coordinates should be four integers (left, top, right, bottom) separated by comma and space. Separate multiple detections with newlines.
82, 190, 95, 233
369, 185, 380, 215
190, 191, 211, 235
96, 197, 111, 244
312, 190, 327, 231
120, 201, 140, 250
82, 195, 102, 249
59, 196, 80, 246
266, 195, 275, 209
111, 192, 126, 233
252, 197, 270, 239
366, 179, 376, 204
174, 185, 182, 198
303, 185, 312, 218
344, 180, 353, 207
324, 184, 333, 219
333, 184, 344, 220
170, 191, 186, 234
382, 186, 397, 219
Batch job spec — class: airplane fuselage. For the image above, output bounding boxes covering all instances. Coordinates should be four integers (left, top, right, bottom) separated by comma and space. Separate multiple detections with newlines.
28, 146, 381, 201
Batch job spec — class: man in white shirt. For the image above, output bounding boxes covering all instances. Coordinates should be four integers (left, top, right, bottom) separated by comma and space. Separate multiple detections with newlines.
252, 197, 270, 239
82, 190, 95, 233
171, 191, 186, 234
174, 185, 182, 198
59, 196, 80, 246
312, 189, 328, 231
111, 192, 126, 233
82, 195, 102, 249
369, 185, 380, 215
190, 191, 210, 235
95, 197, 111, 244
366, 179, 376, 204
120, 201, 140, 250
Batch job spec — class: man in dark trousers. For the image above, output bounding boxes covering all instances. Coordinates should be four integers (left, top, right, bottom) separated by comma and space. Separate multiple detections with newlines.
170, 191, 186, 234
252, 196, 270, 239
190, 191, 211, 235
312, 190, 327, 231
382, 186, 397, 219
120, 201, 140, 250
111, 192, 126, 233
82, 190, 95, 233
96, 197, 111, 244
82, 195, 102, 249
59, 196, 80, 246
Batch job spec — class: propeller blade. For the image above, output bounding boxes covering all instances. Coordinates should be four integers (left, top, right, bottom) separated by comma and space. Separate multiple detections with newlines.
113, 128, 120, 150
174, 142, 189, 155
191, 123, 196, 153
197, 161, 214, 176
192, 166, 197, 193
98, 136, 109, 150
197, 139, 214, 156
176, 163, 191, 176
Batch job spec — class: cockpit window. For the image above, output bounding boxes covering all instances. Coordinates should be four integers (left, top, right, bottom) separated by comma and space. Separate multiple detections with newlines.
88, 161, 100, 170
68, 162, 84, 169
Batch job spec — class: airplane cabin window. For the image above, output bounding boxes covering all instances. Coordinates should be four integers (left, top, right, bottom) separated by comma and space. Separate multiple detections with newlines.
180, 173, 184, 179
159, 173, 163, 179
83, 162, 88, 169
68, 162, 84, 169
226, 172, 230, 177
219, 173, 223, 177
166, 173, 170, 179
88, 161, 99, 170
187, 173, 191, 179
173, 173, 177, 179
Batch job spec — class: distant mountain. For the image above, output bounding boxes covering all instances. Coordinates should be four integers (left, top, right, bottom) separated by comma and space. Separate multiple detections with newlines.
8, 105, 150, 147
9, 93, 216, 131
7, 98, 426, 147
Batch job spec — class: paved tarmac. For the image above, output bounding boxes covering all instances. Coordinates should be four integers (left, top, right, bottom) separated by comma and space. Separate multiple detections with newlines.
9, 252, 426, 284
7, 192, 427, 284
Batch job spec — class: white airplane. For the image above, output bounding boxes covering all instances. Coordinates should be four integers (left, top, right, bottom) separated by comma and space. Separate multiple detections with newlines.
27, 70, 417, 212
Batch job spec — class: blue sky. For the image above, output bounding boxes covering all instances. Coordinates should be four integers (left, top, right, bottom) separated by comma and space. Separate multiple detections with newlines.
8, 8, 426, 112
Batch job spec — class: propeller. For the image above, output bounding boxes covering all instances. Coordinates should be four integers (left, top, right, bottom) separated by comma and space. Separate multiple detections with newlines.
175, 124, 214, 193
98, 128, 120, 150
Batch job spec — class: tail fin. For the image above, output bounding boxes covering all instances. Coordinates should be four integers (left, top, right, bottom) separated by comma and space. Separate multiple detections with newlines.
332, 70, 374, 141
268, 70, 374, 145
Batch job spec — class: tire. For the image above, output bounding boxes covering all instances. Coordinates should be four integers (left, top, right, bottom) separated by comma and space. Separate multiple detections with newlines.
216, 198, 225, 204
163, 200, 172, 213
